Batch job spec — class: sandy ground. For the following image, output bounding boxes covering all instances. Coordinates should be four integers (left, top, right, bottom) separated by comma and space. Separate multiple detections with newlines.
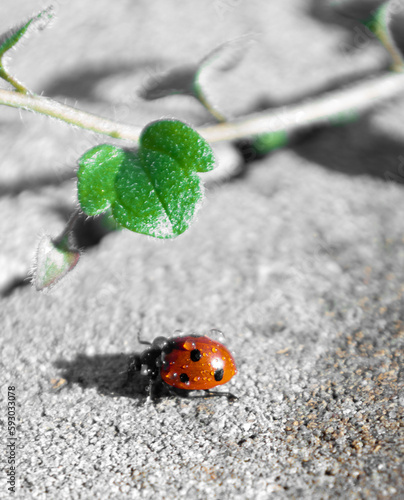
0, 1, 403, 498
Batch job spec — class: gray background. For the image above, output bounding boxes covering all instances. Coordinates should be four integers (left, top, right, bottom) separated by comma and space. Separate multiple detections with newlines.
0, 0, 403, 498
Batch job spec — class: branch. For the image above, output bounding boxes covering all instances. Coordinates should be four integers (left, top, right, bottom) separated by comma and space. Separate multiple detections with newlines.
0, 90, 143, 141
200, 72, 404, 142
0, 71, 404, 145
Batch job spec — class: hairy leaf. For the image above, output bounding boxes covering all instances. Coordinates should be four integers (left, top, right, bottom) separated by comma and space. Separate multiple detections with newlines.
77, 120, 215, 239
0, 6, 54, 92
0, 6, 53, 61
77, 144, 124, 215
330, 0, 404, 69
33, 234, 80, 291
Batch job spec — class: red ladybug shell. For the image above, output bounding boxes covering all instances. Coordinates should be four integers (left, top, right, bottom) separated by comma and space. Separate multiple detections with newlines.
160, 336, 237, 391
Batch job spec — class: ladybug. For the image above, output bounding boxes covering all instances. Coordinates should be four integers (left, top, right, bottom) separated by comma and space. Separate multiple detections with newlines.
126, 334, 237, 400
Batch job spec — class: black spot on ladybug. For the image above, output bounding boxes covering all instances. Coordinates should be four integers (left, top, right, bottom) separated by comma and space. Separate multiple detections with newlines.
180, 373, 189, 383
190, 349, 202, 362
214, 368, 224, 382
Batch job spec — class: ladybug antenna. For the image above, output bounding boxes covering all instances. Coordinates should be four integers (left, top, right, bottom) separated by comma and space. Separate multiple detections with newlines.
209, 328, 225, 341
173, 329, 185, 337
137, 330, 152, 346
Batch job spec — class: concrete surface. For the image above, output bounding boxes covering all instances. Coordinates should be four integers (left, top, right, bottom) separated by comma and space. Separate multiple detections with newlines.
0, 1, 403, 498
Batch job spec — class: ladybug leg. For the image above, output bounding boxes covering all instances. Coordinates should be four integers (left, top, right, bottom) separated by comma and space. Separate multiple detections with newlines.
147, 379, 165, 400
127, 354, 141, 373
148, 380, 157, 400
124, 354, 141, 386
203, 389, 238, 401
137, 330, 152, 346
167, 386, 191, 399
167, 387, 237, 401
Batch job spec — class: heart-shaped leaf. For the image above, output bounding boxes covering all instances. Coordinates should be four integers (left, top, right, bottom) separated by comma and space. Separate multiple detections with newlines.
77, 120, 215, 238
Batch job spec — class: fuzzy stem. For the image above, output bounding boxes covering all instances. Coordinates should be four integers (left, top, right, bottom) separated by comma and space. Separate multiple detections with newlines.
0, 72, 403, 144
53, 208, 81, 246
0, 90, 143, 141
0, 69, 31, 94
200, 72, 404, 142
193, 73, 227, 123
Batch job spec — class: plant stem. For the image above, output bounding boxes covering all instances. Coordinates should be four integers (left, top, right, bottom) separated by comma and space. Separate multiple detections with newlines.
53, 208, 81, 246
200, 72, 404, 142
0, 69, 31, 94
0, 90, 143, 141
0, 72, 403, 144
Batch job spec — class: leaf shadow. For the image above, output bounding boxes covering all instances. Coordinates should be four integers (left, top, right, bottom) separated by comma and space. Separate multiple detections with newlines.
44, 59, 164, 102
0, 171, 74, 198
54, 353, 148, 400
234, 75, 404, 184
307, 0, 385, 27
291, 114, 404, 182
52, 205, 120, 249
0, 275, 30, 298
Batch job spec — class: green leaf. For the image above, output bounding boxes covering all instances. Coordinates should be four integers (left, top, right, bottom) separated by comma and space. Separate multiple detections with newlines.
77, 144, 125, 215
77, 120, 215, 239
363, 2, 404, 70
252, 130, 289, 155
0, 21, 31, 59
331, 1, 404, 70
0, 6, 54, 92
0, 6, 53, 59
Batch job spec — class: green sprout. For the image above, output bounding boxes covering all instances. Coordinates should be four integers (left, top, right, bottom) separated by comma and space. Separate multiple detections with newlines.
0, 3, 403, 290
77, 120, 215, 238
